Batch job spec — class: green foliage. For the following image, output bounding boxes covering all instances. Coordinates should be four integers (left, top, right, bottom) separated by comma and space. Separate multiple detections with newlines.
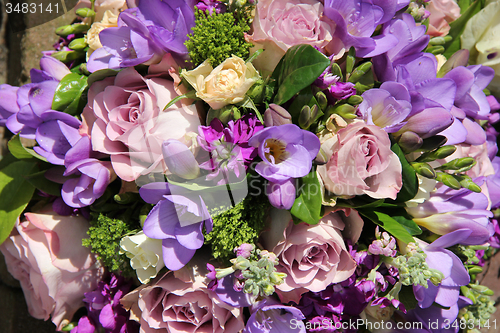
82, 213, 136, 275
185, 10, 253, 67
205, 193, 269, 263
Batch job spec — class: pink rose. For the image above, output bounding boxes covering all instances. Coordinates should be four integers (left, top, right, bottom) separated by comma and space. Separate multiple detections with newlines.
122, 270, 245, 333
427, 0, 461, 37
249, 0, 340, 74
81, 54, 201, 181
318, 121, 403, 199
269, 210, 360, 303
0, 211, 103, 330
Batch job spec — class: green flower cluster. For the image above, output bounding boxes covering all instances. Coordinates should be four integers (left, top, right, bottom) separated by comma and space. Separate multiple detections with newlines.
391, 243, 444, 288
460, 284, 496, 331
205, 193, 269, 263
216, 246, 286, 298
82, 213, 137, 275
185, 9, 253, 67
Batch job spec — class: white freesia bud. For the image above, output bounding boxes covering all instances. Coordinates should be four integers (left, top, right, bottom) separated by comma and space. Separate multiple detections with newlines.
120, 231, 164, 284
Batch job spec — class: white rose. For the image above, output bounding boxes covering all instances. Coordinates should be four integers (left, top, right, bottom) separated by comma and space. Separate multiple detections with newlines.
181, 56, 260, 110
461, 0, 500, 95
120, 231, 164, 284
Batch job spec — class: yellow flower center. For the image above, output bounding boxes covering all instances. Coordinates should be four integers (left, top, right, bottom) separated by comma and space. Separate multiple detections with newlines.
264, 138, 288, 164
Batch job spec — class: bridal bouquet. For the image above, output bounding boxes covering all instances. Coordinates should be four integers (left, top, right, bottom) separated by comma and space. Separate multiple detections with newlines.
1, 0, 500, 332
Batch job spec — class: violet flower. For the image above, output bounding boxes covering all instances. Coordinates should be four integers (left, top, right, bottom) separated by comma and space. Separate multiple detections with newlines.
71, 274, 139, 333
0, 56, 70, 139
248, 124, 320, 183
407, 184, 493, 245
359, 83, 412, 133
139, 182, 213, 271
87, 0, 195, 72
244, 298, 306, 333
323, 0, 403, 57
196, 0, 226, 14
413, 230, 471, 310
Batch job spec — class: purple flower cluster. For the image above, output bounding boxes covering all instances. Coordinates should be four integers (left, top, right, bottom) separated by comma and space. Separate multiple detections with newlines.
71, 274, 139, 333
88, 0, 195, 72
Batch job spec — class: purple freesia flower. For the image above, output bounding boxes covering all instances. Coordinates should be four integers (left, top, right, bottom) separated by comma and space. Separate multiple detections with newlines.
323, 0, 404, 57
413, 230, 471, 310
198, 115, 263, 185
248, 124, 320, 183
373, 14, 430, 83
0, 56, 70, 138
196, 0, 226, 14
71, 274, 139, 333
407, 184, 493, 245
244, 298, 306, 333
359, 83, 412, 133
87, 0, 195, 72
139, 182, 213, 271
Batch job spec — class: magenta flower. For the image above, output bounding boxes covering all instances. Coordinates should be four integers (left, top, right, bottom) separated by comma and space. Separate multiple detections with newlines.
198, 115, 263, 185
248, 124, 320, 183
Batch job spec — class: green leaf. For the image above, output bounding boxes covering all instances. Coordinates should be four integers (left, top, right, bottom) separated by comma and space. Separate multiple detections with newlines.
391, 142, 418, 203
273, 45, 330, 105
7, 134, 48, 162
0, 160, 37, 245
391, 214, 422, 236
399, 285, 419, 310
236, 96, 264, 124
443, 0, 483, 58
163, 90, 198, 110
87, 68, 119, 87
358, 209, 415, 244
24, 170, 62, 197
290, 168, 323, 225
52, 72, 89, 116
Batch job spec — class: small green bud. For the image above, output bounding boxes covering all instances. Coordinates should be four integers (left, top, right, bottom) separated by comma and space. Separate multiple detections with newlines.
436, 172, 461, 190
412, 162, 436, 179
454, 174, 482, 193
426, 45, 445, 55
316, 91, 328, 111
76, 7, 96, 17
348, 62, 372, 83
437, 157, 476, 172
470, 284, 494, 296
56, 24, 90, 36
79, 63, 90, 76
335, 104, 357, 119
468, 266, 483, 274
417, 145, 457, 162
347, 95, 363, 105
51, 50, 85, 62
461, 286, 476, 303
429, 36, 452, 45
68, 38, 88, 51
331, 63, 343, 81
299, 105, 312, 129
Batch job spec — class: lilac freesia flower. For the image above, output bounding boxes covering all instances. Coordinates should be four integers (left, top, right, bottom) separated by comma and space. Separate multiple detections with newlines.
323, 0, 404, 57
413, 230, 471, 311
139, 182, 213, 271
248, 124, 320, 183
407, 184, 493, 245
244, 298, 306, 333
35, 114, 114, 208
71, 274, 139, 333
359, 83, 412, 133
87, 0, 195, 72
373, 14, 430, 83
198, 115, 263, 185
0, 56, 70, 139
391, 296, 473, 333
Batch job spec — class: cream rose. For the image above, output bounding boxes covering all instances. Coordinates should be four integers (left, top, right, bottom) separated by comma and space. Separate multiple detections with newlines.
120, 231, 164, 284
182, 56, 260, 110
461, 0, 500, 96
